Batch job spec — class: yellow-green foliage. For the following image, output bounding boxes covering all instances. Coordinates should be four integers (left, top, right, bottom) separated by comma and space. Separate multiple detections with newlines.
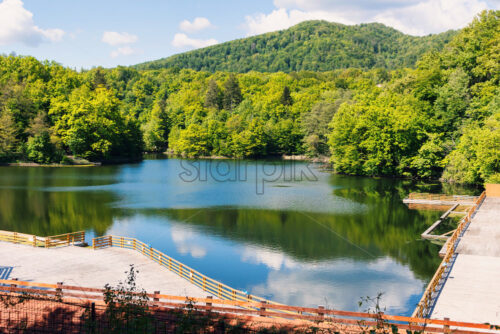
0, 11, 497, 185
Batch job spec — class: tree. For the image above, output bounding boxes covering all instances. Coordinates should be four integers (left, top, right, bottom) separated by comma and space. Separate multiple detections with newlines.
92, 67, 107, 89
302, 101, 341, 155
204, 79, 222, 110
230, 119, 266, 157
223, 75, 242, 111
142, 100, 169, 152
0, 110, 18, 157
280, 86, 293, 106
169, 123, 210, 157
26, 131, 60, 164
442, 112, 500, 184
59, 87, 142, 161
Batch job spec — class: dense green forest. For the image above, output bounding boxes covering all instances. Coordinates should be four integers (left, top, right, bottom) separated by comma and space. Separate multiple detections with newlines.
0, 11, 498, 185
136, 21, 457, 73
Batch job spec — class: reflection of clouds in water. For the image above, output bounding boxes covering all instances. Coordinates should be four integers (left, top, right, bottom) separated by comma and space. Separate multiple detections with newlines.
245, 252, 424, 314
241, 245, 298, 270
170, 225, 207, 259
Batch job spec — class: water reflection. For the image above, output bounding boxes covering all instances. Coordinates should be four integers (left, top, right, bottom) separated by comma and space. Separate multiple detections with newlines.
0, 159, 480, 315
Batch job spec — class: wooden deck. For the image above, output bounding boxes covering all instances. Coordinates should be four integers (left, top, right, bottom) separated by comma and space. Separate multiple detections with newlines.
0, 242, 208, 298
430, 197, 500, 324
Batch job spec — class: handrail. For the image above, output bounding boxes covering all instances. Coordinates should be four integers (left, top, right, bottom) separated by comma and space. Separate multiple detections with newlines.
0, 279, 498, 333
91, 235, 274, 306
0, 230, 85, 248
408, 193, 478, 202
413, 191, 486, 318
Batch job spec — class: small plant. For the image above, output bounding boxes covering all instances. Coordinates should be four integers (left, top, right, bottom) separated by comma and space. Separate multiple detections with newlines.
101, 265, 154, 333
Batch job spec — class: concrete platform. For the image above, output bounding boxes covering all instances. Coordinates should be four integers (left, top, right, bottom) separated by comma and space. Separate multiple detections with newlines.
430, 254, 500, 323
0, 242, 208, 298
430, 197, 500, 324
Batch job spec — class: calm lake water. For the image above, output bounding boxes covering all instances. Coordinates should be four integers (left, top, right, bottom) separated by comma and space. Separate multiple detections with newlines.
0, 157, 478, 315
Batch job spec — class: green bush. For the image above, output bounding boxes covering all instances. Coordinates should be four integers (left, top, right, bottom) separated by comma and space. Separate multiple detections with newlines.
26, 132, 61, 164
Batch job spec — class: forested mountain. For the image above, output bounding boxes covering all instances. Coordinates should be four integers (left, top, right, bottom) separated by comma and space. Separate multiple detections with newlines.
0, 11, 498, 186
135, 21, 456, 72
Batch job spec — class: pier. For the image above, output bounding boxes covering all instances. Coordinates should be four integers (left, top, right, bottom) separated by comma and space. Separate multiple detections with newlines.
0, 230, 270, 305
411, 184, 500, 325
0, 242, 207, 298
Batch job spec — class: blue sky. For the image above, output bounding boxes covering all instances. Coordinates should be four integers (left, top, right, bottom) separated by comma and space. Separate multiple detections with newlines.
0, 0, 498, 69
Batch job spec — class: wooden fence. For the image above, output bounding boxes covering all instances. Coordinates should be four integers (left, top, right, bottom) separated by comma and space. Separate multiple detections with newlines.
0, 279, 498, 333
407, 193, 478, 203
91, 235, 276, 308
413, 191, 487, 318
0, 230, 85, 248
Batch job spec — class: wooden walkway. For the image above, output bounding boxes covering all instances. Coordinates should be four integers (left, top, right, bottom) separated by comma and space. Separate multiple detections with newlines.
0, 242, 207, 298
430, 197, 500, 324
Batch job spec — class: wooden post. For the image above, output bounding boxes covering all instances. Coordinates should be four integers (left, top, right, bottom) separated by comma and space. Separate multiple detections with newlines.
169, 258, 172, 271
150, 246, 153, 260
33, 235, 36, 247
218, 284, 222, 298
377, 312, 384, 329
203, 277, 206, 291
67, 234, 70, 245
91, 302, 96, 327
133, 238, 136, 251
13, 232, 17, 244
10, 278, 18, 291
190, 270, 193, 283
56, 282, 63, 299
444, 317, 451, 334
318, 305, 325, 319
45, 238, 49, 248
153, 291, 160, 307
206, 296, 212, 311
260, 301, 267, 317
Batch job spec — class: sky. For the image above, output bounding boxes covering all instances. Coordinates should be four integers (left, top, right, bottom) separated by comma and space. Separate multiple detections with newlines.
0, 0, 498, 69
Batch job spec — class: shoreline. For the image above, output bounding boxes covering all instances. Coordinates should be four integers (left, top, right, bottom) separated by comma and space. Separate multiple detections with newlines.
163, 152, 331, 164
0, 162, 101, 167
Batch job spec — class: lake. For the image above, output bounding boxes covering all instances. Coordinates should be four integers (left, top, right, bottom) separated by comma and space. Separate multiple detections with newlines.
0, 157, 477, 315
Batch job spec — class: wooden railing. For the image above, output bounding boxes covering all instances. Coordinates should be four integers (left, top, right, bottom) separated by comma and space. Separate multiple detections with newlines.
0, 279, 498, 333
413, 191, 487, 318
91, 235, 274, 307
0, 230, 85, 248
408, 193, 477, 202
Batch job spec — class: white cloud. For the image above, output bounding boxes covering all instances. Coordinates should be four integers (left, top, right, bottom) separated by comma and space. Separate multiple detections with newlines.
110, 46, 138, 58
373, 0, 490, 36
0, 0, 65, 46
170, 225, 207, 259
102, 31, 138, 46
249, 256, 426, 312
244, 0, 498, 36
171, 33, 218, 49
244, 8, 352, 36
179, 17, 213, 33
241, 245, 298, 270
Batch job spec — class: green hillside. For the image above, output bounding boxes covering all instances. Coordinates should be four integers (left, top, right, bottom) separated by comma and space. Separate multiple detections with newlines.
135, 21, 456, 72
1, 11, 498, 185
